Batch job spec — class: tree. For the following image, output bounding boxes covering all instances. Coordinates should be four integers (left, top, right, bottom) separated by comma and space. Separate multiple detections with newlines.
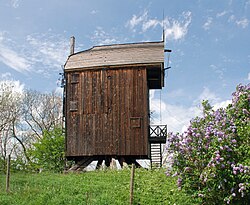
0, 81, 23, 171
0, 80, 64, 171
22, 90, 63, 140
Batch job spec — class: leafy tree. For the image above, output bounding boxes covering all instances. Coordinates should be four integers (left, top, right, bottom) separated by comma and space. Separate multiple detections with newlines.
28, 127, 65, 172
166, 83, 250, 204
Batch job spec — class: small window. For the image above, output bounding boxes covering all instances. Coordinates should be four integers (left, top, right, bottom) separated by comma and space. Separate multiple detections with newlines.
130, 117, 141, 128
69, 101, 78, 111
71, 73, 79, 84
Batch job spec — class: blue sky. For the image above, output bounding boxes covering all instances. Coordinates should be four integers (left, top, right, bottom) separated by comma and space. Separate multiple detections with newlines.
0, 0, 250, 132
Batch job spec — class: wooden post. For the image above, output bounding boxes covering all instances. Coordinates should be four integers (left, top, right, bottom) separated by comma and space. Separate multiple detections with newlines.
130, 163, 135, 205
70, 36, 75, 55
6, 155, 10, 193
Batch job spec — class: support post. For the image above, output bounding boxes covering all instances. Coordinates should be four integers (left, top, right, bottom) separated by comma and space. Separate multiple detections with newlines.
130, 163, 135, 205
6, 154, 10, 193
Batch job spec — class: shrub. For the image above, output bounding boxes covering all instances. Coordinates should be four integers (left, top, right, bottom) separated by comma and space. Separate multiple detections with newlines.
166, 83, 250, 204
28, 127, 65, 172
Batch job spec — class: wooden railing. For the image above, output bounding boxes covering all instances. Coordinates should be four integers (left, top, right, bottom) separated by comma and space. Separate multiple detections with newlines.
148, 125, 167, 143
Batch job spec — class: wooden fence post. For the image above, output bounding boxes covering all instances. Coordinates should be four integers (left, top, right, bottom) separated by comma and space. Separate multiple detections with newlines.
130, 163, 135, 205
6, 154, 10, 193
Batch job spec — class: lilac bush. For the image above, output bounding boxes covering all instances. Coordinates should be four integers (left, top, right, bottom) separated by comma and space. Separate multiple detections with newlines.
166, 84, 250, 204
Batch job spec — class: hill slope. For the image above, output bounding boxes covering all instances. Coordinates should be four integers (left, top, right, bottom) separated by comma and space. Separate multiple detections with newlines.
0, 168, 200, 205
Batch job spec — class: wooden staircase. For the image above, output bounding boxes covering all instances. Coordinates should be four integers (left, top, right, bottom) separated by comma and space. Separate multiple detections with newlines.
150, 143, 164, 167
149, 125, 167, 168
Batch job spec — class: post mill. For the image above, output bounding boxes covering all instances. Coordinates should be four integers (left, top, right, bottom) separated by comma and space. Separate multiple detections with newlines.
63, 37, 169, 170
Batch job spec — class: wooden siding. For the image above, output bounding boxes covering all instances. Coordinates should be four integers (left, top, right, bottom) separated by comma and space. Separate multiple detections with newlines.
65, 67, 149, 158
64, 41, 164, 70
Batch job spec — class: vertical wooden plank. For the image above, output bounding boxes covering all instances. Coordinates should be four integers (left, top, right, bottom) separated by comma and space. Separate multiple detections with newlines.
143, 67, 149, 157
88, 114, 92, 155
91, 71, 97, 154
134, 68, 140, 155
141, 68, 148, 156
126, 68, 132, 156
77, 72, 82, 156
124, 69, 128, 155
116, 69, 121, 155
66, 73, 72, 156
112, 69, 118, 155
94, 71, 99, 154
109, 69, 114, 155
83, 71, 88, 155
119, 69, 125, 155
131, 69, 135, 155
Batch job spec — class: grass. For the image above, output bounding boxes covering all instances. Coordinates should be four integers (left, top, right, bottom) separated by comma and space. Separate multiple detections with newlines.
0, 168, 200, 205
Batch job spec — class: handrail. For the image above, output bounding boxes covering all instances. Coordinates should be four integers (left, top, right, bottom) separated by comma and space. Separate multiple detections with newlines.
149, 125, 167, 138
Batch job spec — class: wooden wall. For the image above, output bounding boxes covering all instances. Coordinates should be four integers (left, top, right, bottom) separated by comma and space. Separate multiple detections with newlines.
65, 67, 149, 158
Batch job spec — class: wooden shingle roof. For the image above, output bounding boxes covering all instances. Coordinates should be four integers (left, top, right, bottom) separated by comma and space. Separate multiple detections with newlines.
64, 41, 164, 70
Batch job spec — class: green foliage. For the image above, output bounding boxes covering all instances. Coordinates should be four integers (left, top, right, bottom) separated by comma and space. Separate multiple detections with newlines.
0, 169, 200, 205
167, 83, 250, 204
28, 127, 65, 172
0, 158, 5, 173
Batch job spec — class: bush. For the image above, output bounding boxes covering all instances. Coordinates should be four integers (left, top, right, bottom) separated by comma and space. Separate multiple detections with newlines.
28, 127, 65, 172
166, 83, 250, 204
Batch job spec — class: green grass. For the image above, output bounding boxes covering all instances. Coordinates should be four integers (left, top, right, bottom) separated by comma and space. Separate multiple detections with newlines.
0, 168, 200, 205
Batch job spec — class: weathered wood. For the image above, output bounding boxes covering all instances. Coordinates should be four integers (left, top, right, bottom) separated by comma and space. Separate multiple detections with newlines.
130, 164, 135, 205
64, 41, 165, 164
65, 68, 150, 158
68, 157, 94, 171
65, 42, 164, 70
6, 155, 10, 193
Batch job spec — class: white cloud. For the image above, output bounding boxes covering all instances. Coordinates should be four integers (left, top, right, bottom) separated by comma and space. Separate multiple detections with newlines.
126, 10, 192, 41
164, 11, 192, 41
228, 15, 235, 22
0, 43, 31, 73
194, 87, 231, 110
0, 31, 70, 77
26, 32, 69, 75
210, 64, 224, 80
228, 16, 249, 28
126, 10, 148, 31
1, 72, 12, 79
90, 27, 119, 45
245, 0, 250, 9
149, 87, 231, 133
142, 19, 160, 32
167, 88, 186, 98
90, 10, 98, 15
248, 73, 250, 81
236, 18, 249, 28
195, 87, 220, 105
213, 100, 231, 110
149, 90, 201, 133
10, 0, 19, 8
202, 17, 213, 30
216, 10, 229, 18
